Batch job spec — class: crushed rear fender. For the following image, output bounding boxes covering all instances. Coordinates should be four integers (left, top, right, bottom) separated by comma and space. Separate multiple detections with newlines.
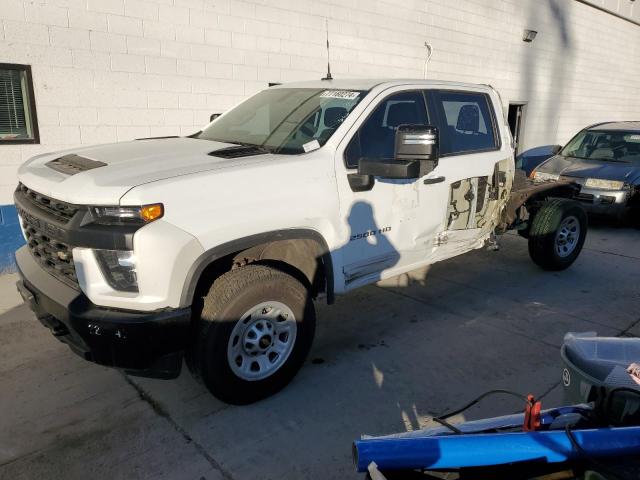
503, 172, 580, 227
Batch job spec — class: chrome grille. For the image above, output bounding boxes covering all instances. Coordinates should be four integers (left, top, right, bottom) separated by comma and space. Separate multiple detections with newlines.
17, 183, 78, 223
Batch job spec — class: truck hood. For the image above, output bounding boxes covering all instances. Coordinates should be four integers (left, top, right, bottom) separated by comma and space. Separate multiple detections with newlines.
17, 137, 273, 204
538, 155, 640, 184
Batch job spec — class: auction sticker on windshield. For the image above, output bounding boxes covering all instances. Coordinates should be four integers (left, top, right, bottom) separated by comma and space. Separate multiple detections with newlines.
320, 90, 360, 100
303, 139, 320, 152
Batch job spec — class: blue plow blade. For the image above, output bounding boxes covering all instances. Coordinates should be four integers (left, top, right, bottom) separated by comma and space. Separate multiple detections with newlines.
353, 405, 640, 472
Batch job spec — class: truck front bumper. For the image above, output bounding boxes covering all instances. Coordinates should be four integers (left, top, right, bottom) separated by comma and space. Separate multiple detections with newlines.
15, 246, 191, 379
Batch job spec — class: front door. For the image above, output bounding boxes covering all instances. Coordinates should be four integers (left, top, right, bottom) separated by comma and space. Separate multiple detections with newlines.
334, 87, 442, 290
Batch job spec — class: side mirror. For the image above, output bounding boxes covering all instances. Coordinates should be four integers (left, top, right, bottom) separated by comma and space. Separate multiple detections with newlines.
551, 144, 562, 155
210, 113, 222, 122
357, 157, 421, 179
357, 125, 439, 180
395, 124, 439, 163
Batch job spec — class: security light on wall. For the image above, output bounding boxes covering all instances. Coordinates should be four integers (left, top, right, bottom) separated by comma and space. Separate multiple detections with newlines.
523, 30, 538, 42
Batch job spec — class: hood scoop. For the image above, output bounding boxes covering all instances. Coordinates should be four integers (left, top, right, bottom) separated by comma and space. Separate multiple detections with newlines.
46, 154, 107, 176
209, 145, 269, 159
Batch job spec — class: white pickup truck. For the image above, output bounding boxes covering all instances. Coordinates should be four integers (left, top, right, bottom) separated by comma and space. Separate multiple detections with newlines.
14, 79, 587, 404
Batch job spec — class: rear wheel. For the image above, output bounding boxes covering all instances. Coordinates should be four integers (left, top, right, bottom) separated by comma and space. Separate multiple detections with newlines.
191, 264, 315, 404
528, 199, 587, 271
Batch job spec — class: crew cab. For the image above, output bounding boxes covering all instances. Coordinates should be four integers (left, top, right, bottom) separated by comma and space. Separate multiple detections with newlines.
14, 79, 588, 404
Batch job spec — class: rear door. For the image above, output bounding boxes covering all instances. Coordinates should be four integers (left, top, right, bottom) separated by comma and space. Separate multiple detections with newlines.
424, 89, 513, 261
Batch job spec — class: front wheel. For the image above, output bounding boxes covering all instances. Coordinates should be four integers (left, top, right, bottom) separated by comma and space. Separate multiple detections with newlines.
527, 199, 587, 271
191, 264, 315, 405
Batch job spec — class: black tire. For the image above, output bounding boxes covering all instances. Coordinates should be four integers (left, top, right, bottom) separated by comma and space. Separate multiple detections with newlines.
528, 199, 587, 271
191, 264, 315, 405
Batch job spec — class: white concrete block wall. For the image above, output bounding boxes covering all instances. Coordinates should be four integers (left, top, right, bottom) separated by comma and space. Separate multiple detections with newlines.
0, 0, 639, 204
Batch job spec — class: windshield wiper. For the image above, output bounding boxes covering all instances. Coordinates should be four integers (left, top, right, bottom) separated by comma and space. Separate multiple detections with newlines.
592, 157, 630, 163
206, 139, 273, 153
568, 155, 629, 163
230, 141, 272, 152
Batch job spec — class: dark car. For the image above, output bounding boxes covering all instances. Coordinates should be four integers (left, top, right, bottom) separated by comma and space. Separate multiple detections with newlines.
531, 121, 640, 222
516, 144, 561, 176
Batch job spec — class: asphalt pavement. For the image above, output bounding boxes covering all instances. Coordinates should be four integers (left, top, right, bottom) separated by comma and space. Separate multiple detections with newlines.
1, 227, 639, 480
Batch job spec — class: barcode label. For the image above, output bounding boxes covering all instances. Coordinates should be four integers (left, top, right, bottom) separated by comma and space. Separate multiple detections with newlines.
320, 90, 360, 100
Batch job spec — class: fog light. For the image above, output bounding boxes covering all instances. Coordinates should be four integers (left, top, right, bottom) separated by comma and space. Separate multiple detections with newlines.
94, 250, 138, 292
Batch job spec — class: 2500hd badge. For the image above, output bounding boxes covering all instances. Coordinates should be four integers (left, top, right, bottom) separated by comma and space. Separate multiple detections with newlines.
350, 226, 392, 241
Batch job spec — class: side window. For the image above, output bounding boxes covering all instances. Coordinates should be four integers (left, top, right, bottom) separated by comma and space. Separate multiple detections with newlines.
345, 91, 428, 169
432, 91, 497, 156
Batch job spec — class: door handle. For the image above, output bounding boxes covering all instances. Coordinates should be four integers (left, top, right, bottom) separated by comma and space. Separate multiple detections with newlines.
423, 176, 445, 185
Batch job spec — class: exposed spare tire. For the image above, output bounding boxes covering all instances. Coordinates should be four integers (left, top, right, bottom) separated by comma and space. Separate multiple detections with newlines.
528, 198, 587, 271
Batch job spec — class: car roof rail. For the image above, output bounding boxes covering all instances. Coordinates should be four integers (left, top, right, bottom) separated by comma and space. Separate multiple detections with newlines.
584, 121, 619, 130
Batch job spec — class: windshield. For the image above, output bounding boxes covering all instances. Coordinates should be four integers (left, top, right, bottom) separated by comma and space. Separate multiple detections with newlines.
560, 129, 640, 163
196, 88, 365, 154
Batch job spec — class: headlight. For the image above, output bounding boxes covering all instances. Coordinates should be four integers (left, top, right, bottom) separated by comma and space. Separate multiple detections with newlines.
533, 171, 560, 182
94, 250, 138, 292
584, 178, 625, 190
90, 204, 163, 225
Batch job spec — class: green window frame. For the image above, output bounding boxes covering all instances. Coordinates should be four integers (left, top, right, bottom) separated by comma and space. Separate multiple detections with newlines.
0, 63, 39, 144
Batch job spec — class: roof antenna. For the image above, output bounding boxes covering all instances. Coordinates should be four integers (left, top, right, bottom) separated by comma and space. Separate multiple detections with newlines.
322, 19, 332, 81
423, 42, 433, 79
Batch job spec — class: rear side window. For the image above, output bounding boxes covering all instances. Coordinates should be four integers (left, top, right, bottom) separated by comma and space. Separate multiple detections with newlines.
431, 91, 498, 156
344, 91, 428, 168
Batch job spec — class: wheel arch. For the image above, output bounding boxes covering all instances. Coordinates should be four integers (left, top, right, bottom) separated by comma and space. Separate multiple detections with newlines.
180, 229, 335, 307
503, 180, 581, 228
